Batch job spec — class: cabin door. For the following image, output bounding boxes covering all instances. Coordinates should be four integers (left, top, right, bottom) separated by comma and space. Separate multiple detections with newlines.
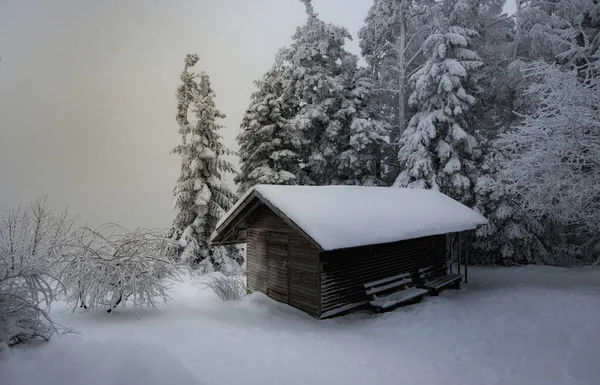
266, 231, 289, 304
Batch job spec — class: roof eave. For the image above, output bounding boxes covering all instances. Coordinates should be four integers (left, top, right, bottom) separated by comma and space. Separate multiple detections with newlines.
210, 190, 260, 245
210, 187, 325, 252
253, 189, 324, 252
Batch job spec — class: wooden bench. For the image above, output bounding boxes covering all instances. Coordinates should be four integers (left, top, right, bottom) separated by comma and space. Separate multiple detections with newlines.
364, 272, 428, 312
418, 266, 462, 295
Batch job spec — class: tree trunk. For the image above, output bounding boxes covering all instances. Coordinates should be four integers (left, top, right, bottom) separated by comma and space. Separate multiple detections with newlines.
397, 4, 407, 139
513, 0, 522, 60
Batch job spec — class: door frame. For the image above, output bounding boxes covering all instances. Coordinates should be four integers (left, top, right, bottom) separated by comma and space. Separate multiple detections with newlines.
265, 231, 290, 303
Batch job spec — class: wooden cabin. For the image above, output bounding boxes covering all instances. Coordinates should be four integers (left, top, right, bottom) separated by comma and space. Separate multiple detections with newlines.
211, 185, 488, 319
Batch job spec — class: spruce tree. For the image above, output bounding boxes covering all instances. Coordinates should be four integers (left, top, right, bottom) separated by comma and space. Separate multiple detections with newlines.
394, 3, 483, 205
234, 67, 305, 194
236, 0, 386, 189
170, 54, 242, 271
334, 68, 388, 186
358, 0, 439, 183
284, 0, 387, 185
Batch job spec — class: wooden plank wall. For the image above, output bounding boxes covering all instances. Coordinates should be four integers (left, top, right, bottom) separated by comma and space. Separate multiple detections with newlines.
320, 234, 446, 317
266, 233, 289, 303
247, 229, 267, 293
246, 206, 321, 317
287, 231, 320, 316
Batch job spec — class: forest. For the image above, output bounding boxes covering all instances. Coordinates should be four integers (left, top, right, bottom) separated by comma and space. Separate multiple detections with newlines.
170, 0, 600, 270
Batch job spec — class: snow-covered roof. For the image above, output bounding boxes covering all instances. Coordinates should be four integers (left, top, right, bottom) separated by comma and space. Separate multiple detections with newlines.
212, 185, 488, 251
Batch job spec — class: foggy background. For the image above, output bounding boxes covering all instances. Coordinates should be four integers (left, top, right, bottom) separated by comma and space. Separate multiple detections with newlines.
0, 0, 515, 230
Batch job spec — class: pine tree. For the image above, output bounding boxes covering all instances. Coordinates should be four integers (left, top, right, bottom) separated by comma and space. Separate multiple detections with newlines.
279, 0, 366, 185
234, 67, 306, 194
170, 54, 243, 271
394, 9, 483, 204
236, 0, 386, 189
334, 68, 388, 186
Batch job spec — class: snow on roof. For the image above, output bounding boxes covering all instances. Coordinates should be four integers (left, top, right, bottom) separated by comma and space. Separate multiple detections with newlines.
213, 185, 488, 251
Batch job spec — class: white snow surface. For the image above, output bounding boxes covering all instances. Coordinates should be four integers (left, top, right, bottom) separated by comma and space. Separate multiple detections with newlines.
3, 266, 599, 385
2, 338, 203, 385
215, 185, 488, 250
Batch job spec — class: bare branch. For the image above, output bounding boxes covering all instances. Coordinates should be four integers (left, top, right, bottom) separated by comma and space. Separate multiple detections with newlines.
1, 197, 73, 346
60, 226, 182, 313
404, 26, 433, 56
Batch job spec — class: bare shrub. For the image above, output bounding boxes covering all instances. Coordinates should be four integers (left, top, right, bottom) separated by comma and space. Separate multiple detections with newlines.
60, 225, 181, 313
0, 196, 73, 345
204, 274, 246, 302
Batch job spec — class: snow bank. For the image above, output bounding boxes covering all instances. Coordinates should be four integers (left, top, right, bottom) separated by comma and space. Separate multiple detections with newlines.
1, 337, 204, 385
215, 185, 488, 250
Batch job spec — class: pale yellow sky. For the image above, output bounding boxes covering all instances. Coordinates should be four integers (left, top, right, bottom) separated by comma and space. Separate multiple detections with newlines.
0, 0, 371, 229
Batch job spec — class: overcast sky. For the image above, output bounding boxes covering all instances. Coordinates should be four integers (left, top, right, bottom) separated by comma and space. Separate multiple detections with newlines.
0, 0, 515, 230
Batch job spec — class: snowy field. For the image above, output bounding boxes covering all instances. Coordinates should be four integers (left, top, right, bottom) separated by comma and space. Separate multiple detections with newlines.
2, 266, 599, 385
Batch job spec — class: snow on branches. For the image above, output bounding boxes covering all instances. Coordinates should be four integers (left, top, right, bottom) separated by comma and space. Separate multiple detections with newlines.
60, 225, 180, 313
394, 25, 482, 205
170, 54, 242, 270
497, 62, 600, 254
237, 1, 387, 189
0, 197, 73, 346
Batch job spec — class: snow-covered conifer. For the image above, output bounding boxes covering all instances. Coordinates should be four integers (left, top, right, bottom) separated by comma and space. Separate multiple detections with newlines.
170, 54, 242, 270
281, 1, 369, 184
235, 68, 305, 194
237, 0, 386, 188
334, 68, 388, 186
394, 14, 483, 204
358, 0, 439, 182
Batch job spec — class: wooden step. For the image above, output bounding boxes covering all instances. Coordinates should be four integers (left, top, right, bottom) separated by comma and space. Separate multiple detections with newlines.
370, 287, 428, 310
422, 274, 462, 290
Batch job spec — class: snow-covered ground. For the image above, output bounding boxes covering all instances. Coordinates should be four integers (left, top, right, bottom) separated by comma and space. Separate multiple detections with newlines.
2, 266, 599, 385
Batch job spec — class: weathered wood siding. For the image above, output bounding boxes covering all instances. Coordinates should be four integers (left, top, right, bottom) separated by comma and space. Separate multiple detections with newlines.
266, 233, 288, 303
247, 229, 267, 293
246, 206, 320, 317
320, 234, 446, 317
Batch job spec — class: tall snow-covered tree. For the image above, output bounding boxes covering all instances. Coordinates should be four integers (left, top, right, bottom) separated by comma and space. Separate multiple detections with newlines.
334, 68, 388, 186
236, 0, 386, 189
170, 54, 242, 271
280, 0, 367, 185
235, 67, 306, 194
294, 0, 389, 185
463, 1, 540, 263
394, 3, 483, 205
358, 0, 440, 182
